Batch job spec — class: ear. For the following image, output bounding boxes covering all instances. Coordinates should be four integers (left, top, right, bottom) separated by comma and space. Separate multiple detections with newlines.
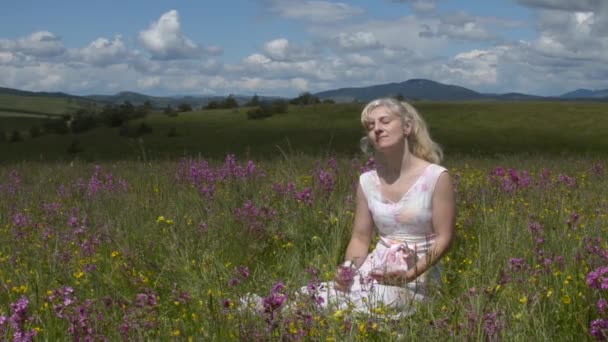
403, 121, 412, 136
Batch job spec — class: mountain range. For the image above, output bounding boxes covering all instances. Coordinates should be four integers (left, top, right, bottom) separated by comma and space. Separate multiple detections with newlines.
1, 79, 607, 108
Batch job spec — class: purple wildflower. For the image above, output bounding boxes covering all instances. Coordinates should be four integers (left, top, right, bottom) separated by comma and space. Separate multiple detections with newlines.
590, 318, 608, 340
294, 187, 313, 206
587, 267, 608, 290
9, 296, 37, 342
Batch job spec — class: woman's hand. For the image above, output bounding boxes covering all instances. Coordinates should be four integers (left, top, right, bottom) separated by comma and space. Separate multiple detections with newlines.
334, 262, 357, 292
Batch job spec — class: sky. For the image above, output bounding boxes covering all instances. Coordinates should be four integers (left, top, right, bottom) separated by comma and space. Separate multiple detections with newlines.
0, 0, 607, 97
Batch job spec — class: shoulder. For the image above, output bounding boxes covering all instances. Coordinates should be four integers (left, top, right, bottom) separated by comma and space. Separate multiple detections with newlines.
358, 170, 377, 200
428, 163, 448, 175
359, 169, 377, 183
425, 163, 450, 193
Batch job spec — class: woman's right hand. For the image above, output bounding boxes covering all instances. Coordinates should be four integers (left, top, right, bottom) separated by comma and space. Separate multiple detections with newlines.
334, 262, 356, 292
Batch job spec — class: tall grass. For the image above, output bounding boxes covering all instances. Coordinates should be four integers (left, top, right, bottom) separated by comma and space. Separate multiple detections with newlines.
0, 154, 606, 340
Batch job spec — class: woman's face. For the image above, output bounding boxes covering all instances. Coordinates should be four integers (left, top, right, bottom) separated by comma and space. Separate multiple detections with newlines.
364, 106, 411, 151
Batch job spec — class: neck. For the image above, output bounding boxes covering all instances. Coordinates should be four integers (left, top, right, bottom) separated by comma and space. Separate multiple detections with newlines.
377, 142, 414, 181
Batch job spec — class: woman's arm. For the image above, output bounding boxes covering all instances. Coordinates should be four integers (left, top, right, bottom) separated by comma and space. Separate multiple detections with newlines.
404, 172, 456, 281
343, 183, 375, 268
334, 183, 374, 292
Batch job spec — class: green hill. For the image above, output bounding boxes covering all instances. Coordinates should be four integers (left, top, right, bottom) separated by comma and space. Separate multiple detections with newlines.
0, 93, 86, 117
1, 101, 607, 162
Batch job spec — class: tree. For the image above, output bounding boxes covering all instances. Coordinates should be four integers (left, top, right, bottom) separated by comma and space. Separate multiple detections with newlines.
100, 104, 126, 127
177, 103, 193, 112
223, 95, 239, 109
205, 101, 220, 110
246, 94, 260, 107
247, 107, 272, 120
70, 109, 98, 134
66, 138, 83, 154
44, 119, 69, 134
167, 127, 178, 137
9, 130, 23, 142
164, 105, 178, 117
290, 92, 320, 105
119, 101, 135, 119
29, 125, 43, 138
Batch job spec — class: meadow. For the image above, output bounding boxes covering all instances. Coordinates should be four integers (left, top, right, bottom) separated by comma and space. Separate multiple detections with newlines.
0, 101, 607, 340
1, 101, 608, 162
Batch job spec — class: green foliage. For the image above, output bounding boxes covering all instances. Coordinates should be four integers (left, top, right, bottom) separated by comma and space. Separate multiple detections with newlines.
246, 107, 272, 120
177, 103, 193, 112
205, 95, 239, 110
137, 122, 153, 136
66, 138, 83, 154
167, 127, 178, 137
70, 109, 98, 134
9, 129, 22, 142
290, 92, 320, 105
99, 101, 148, 127
29, 125, 43, 138
164, 105, 178, 117
246, 94, 260, 107
44, 118, 69, 135
247, 100, 289, 120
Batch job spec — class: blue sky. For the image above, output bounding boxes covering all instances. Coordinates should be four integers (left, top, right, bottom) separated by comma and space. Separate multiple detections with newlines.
1, 0, 607, 97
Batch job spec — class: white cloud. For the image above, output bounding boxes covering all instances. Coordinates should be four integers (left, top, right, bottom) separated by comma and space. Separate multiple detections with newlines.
79, 36, 129, 66
344, 53, 374, 66
264, 38, 290, 60
0, 52, 15, 64
443, 48, 505, 86
204, 45, 223, 56
18, 31, 66, 57
261, 38, 315, 61
244, 53, 272, 65
331, 31, 382, 51
0, 31, 65, 58
390, 0, 438, 12
138, 10, 200, 59
267, 0, 364, 22
137, 76, 161, 89
517, 0, 601, 12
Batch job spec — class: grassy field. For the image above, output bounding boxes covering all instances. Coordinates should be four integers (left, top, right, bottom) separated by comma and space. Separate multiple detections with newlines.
1, 101, 608, 162
0, 93, 82, 116
0, 155, 606, 340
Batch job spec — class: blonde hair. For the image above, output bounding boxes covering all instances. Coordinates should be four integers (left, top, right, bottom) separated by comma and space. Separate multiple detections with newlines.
360, 98, 443, 164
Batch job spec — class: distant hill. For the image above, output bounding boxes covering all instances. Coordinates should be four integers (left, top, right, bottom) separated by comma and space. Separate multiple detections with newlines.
314, 79, 553, 102
560, 88, 608, 99
85, 91, 281, 109
0, 86, 82, 100
2, 79, 608, 114
314, 79, 486, 102
314, 79, 608, 102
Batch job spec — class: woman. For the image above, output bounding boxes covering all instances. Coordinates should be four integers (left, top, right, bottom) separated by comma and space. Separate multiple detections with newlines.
311, 97, 456, 317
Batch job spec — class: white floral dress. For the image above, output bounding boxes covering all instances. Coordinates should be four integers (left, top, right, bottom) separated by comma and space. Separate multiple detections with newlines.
306, 163, 448, 316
